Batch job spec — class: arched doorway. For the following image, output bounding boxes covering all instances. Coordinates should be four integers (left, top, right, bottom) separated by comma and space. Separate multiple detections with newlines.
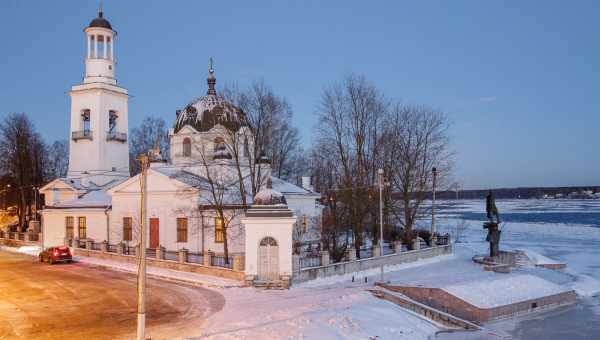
258, 237, 279, 282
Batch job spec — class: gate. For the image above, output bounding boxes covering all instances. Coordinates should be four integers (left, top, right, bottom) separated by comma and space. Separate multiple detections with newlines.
258, 237, 279, 282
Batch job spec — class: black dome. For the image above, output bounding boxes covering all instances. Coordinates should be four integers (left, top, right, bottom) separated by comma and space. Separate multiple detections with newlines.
89, 11, 112, 29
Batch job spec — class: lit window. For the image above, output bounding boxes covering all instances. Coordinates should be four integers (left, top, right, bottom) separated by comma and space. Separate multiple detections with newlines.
78, 217, 87, 239
65, 216, 74, 239
215, 217, 225, 243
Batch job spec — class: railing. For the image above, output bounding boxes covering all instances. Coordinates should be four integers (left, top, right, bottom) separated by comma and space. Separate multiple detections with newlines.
106, 131, 127, 142
107, 244, 117, 253
300, 256, 322, 269
123, 245, 135, 256
72, 130, 93, 141
211, 255, 233, 269
165, 250, 178, 261
187, 252, 204, 264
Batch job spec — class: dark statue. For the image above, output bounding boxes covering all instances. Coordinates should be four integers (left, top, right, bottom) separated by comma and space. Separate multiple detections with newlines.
483, 190, 501, 257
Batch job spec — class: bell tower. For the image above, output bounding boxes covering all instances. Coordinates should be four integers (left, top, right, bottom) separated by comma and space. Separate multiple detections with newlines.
67, 7, 130, 186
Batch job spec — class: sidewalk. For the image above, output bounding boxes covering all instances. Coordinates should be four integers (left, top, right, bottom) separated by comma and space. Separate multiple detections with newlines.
0, 244, 244, 289
75, 255, 245, 289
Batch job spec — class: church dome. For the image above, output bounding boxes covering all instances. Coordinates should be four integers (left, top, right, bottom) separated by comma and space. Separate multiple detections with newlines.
174, 60, 247, 134
253, 179, 287, 206
88, 10, 112, 29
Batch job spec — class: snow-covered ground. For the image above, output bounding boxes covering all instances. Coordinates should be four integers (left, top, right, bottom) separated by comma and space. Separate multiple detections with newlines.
3, 199, 598, 339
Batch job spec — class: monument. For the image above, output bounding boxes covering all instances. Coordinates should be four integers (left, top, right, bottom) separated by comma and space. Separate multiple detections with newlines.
483, 190, 501, 257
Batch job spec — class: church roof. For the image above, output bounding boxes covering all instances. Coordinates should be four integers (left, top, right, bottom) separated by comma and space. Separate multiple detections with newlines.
173, 60, 248, 134
88, 9, 112, 30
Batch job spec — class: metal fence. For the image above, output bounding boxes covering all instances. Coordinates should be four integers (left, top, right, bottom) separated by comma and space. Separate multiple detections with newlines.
211, 255, 233, 269
300, 256, 322, 269
107, 244, 117, 253
187, 252, 204, 264
146, 248, 157, 258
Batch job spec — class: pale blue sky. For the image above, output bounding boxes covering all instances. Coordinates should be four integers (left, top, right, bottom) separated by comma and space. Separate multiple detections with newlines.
0, 1, 598, 189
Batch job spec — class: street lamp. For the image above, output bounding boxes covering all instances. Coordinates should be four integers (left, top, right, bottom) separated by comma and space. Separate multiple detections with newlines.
431, 167, 438, 246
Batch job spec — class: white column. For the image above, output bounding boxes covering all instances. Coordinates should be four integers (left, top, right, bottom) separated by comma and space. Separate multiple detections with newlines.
94, 35, 98, 59
103, 35, 107, 59
87, 34, 91, 59
109, 37, 114, 60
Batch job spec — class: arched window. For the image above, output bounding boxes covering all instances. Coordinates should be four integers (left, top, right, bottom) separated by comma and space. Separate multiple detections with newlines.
260, 237, 278, 247
182, 138, 191, 157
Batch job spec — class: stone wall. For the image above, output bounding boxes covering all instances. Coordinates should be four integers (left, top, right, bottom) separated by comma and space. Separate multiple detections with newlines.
382, 284, 577, 322
74, 248, 246, 282
293, 244, 452, 283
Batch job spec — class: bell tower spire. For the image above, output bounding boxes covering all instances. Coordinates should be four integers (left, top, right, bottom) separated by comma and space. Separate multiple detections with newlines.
207, 57, 217, 95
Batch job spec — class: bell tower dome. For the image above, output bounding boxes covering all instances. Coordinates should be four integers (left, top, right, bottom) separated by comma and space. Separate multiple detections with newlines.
84, 6, 117, 84
67, 6, 130, 186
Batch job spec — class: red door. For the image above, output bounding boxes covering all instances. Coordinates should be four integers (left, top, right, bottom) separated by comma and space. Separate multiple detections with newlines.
149, 218, 159, 248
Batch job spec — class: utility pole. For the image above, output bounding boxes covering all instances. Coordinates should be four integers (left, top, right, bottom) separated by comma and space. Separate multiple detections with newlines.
431, 167, 437, 246
137, 153, 149, 340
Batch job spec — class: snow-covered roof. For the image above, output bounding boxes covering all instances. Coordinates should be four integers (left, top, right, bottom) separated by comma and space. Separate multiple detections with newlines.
270, 176, 319, 196
51, 189, 112, 209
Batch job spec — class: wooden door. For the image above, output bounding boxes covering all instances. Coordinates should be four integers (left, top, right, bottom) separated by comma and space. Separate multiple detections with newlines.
149, 218, 159, 248
258, 237, 279, 282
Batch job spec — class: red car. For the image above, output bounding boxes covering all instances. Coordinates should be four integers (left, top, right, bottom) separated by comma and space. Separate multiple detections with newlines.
39, 246, 73, 264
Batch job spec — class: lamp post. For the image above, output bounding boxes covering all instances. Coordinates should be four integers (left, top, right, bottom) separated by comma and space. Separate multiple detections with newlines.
377, 168, 385, 282
137, 153, 149, 340
431, 167, 437, 246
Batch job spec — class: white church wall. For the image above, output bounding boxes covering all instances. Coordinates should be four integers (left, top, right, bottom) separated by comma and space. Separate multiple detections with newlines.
41, 209, 108, 248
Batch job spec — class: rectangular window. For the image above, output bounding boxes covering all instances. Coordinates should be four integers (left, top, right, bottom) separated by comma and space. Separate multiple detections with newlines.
176, 218, 188, 243
65, 216, 74, 239
215, 217, 225, 243
78, 217, 87, 239
123, 217, 132, 241
302, 215, 308, 233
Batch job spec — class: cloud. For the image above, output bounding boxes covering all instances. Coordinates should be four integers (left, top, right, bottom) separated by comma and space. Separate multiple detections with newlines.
479, 96, 497, 103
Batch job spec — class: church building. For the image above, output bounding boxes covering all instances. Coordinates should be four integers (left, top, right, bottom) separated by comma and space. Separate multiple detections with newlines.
39, 9, 322, 259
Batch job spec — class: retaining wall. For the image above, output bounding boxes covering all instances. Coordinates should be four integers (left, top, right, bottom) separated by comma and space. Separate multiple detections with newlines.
74, 248, 246, 282
382, 284, 577, 322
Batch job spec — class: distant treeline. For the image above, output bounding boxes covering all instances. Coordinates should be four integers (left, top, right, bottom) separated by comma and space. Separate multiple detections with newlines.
433, 186, 600, 200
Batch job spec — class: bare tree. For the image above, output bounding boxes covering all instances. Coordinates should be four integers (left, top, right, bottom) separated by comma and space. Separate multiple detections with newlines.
382, 104, 452, 249
129, 117, 169, 175
0, 113, 47, 230
192, 140, 245, 264
223, 80, 301, 197
46, 140, 69, 179
314, 74, 388, 257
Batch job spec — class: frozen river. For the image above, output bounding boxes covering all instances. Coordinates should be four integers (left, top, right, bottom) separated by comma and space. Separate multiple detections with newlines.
435, 199, 600, 340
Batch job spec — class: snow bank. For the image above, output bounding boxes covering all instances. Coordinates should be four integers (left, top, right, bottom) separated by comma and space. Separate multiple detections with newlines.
442, 274, 571, 309
520, 248, 563, 266
0, 245, 41, 256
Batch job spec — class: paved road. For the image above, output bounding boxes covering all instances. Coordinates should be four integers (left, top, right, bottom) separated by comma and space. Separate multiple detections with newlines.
0, 251, 225, 340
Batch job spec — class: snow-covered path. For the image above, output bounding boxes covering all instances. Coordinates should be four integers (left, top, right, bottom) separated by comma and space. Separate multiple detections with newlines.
196, 284, 439, 340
